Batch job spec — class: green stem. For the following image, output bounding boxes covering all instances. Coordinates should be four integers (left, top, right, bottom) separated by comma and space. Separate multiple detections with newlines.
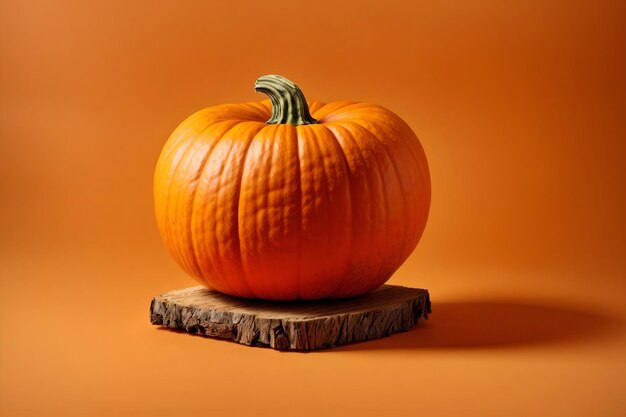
254, 74, 318, 125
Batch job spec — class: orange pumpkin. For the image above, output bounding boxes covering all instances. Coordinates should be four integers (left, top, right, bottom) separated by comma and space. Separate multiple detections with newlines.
154, 75, 430, 300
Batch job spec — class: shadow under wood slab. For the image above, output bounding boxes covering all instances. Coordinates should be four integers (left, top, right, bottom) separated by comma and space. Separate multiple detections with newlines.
150, 285, 431, 350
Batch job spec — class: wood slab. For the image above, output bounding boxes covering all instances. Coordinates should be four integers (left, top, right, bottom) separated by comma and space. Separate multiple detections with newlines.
150, 285, 431, 350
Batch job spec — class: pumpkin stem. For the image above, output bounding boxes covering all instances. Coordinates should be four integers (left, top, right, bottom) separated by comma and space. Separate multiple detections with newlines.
254, 75, 318, 125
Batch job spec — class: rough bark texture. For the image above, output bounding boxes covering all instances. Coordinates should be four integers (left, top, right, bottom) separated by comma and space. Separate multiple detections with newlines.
150, 285, 430, 350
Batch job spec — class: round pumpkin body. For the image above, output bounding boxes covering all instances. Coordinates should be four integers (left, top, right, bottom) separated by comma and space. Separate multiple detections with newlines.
154, 76, 430, 300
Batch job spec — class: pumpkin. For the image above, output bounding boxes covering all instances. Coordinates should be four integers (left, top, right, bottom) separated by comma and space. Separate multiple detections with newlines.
154, 75, 430, 300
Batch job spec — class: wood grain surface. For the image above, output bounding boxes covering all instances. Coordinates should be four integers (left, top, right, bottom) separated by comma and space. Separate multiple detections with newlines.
150, 285, 431, 350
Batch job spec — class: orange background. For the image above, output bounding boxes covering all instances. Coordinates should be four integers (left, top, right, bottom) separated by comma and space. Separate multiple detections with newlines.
1, 0, 625, 416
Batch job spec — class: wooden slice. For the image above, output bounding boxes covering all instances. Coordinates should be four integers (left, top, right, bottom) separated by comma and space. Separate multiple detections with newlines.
150, 285, 431, 350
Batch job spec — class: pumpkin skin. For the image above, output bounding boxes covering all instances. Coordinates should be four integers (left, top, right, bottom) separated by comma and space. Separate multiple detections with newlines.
154, 76, 430, 300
